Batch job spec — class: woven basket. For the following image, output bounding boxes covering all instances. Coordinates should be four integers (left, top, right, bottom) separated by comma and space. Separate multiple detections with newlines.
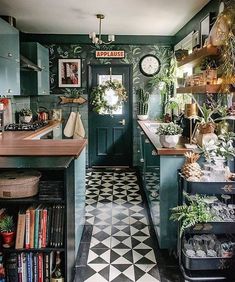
0, 170, 41, 198
199, 122, 216, 134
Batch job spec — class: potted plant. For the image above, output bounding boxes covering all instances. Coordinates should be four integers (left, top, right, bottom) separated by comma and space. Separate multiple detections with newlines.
0, 215, 15, 247
19, 108, 32, 123
137, 88, 149, 120
156, 122, 183, 148
170, 192, 215, 237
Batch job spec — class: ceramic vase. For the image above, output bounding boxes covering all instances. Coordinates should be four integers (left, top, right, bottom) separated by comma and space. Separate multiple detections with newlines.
159, 135, 180, 148
1, 231, 15, 247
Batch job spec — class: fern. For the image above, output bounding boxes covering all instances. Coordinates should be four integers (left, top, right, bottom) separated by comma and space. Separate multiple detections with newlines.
170, 192, 215, 237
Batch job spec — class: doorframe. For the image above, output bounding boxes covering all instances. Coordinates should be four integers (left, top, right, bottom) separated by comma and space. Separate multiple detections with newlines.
88, 63, 133, 168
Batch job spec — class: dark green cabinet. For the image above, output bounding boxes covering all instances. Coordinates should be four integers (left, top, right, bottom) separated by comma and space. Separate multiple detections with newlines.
0, 18, 20, 95
21, 42, 49, 95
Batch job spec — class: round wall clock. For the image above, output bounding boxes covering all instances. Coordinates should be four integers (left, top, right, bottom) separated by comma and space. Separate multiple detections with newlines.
139, 54, 161, 77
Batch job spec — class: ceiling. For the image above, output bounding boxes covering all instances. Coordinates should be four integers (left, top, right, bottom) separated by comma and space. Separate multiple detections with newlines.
0, 0, 210, 36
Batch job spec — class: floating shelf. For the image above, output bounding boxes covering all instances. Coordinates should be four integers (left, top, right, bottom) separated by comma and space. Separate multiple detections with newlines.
176, 84, 222, 94
177, 46, 219, 68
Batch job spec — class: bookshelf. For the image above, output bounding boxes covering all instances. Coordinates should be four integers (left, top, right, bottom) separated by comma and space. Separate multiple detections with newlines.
0, 153, 86, 282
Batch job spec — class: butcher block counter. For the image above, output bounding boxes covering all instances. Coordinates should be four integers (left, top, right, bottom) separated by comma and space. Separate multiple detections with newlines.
0, 121, 87, 157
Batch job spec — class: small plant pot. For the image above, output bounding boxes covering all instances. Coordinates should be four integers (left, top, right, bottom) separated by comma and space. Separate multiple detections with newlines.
1, 231, 15, 247
137, 115, 148, 120
159, 135, 180, 148
19, 115, 32, 124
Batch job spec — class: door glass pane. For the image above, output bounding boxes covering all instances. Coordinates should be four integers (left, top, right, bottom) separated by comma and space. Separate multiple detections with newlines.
98, 75, 123, 115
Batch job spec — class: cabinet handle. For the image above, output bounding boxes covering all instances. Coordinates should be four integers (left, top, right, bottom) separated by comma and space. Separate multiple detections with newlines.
140, 158, 144, 163
152, 150, 157, 156
140, 131, 144, 135
137, 150, 140, 153
145, 139, 150, 143
8, 53, 12, 57
7, 89, 12, 93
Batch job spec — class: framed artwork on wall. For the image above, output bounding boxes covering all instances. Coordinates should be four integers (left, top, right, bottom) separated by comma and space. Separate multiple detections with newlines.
200, 13, 215, 48
58, 58, 81, 87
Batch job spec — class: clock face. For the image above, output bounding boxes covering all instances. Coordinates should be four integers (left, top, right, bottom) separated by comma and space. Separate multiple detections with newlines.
139, 55, 161, 77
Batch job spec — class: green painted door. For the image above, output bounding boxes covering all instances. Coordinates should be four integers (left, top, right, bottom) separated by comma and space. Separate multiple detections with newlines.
88, 64, 132, 167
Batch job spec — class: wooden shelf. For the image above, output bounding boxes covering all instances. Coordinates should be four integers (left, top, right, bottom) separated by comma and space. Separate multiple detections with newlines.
177, 46, 219, 68
176, 84, 222, 94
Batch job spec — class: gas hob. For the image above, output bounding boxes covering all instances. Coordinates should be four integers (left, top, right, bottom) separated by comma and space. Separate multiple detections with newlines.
5, 121, 48, 131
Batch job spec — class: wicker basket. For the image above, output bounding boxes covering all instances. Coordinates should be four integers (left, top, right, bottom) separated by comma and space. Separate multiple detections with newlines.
0, 170, 41, 198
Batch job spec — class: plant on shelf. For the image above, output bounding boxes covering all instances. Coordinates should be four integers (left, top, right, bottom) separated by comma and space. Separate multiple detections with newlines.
137, 88, 149, 120
170, 192, 215, 237
90, 80, 127, 115
0, 215, 15, 247
200, 55, 219, 71
156, 122, 183, 148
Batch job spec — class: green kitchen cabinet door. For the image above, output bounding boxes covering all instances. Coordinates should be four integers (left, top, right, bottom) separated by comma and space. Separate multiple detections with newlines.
0, 57, 20, 95
0, 18, 19, 62
20, 42, 49, 95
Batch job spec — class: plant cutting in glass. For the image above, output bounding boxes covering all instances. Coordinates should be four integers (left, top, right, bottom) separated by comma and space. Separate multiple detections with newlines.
91, 80, 127, 115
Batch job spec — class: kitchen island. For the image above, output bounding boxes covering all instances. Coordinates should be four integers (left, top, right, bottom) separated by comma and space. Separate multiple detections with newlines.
137, 120, 190, 250
0, 125, 87, 282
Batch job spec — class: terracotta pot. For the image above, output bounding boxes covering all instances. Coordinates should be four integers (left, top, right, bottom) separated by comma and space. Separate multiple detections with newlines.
199, 122, 215, 134
1, 231, 15, 247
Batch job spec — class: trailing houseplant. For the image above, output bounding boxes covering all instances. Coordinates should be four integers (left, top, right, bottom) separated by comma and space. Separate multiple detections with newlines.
170, 192, 215, 237
90, 80, 127, 115
137, 88, 149, 120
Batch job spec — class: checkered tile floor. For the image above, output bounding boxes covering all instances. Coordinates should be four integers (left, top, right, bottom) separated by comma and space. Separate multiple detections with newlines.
75, 170, 160, 282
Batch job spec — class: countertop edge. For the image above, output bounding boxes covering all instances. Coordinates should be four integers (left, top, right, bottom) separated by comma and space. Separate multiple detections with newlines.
138, 120, 191, 156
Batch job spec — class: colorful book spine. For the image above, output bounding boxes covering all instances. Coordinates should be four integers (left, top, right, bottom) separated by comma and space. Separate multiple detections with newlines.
34, 206, 40, 248
15, 211, 26, 249
29, 208, 35, 249
17, 253, 22, 282
26, 253, 32, 282
25, 209, 31, 249
33, 253, 38, 282
38, 253, 43, 282
41, 208, 48, 248
43, 253, 50, 282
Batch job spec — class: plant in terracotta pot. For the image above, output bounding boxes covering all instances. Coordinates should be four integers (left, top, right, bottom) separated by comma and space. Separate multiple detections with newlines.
0, 215, 15, 247
156, 122, 183, 148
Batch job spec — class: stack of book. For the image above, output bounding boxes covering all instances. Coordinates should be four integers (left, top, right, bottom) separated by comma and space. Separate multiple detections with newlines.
15, 205, 65, 250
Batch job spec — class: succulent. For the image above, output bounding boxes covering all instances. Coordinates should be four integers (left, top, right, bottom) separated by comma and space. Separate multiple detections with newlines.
156, 123, 183, 135
19, 108, 32, 116
137, 88, 149, 115
0, 215, 15, 233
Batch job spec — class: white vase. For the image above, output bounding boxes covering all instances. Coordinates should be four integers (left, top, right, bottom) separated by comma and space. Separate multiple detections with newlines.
159, 135, 180, 148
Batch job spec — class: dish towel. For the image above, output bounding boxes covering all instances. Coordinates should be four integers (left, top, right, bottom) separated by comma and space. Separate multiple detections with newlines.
73, 112, 85, 139
63, 112, 77, 137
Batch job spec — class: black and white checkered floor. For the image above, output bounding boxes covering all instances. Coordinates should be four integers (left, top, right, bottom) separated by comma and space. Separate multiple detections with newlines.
75, 170, 161, 282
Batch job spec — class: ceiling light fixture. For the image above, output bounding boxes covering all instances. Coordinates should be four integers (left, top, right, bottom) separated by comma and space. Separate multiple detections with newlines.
89, 14, 115, 45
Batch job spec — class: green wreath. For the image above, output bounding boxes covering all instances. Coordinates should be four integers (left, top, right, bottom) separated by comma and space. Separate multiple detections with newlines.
91, 80, 127, 114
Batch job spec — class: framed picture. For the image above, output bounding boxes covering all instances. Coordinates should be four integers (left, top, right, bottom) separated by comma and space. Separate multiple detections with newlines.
200, 13, 215, 47
58, 59, 81, 87
192, 31, 200, 51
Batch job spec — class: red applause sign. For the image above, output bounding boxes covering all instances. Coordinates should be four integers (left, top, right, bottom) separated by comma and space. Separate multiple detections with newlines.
95, 50, 125, 58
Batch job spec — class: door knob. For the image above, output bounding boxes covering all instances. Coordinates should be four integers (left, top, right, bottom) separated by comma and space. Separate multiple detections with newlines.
119, 119, 126, 126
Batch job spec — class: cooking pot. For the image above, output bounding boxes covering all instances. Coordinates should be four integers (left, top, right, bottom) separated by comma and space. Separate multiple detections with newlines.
37, 107, 49, 121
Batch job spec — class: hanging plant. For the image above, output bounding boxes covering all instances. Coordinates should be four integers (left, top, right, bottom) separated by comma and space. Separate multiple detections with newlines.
91, 80, 127, 115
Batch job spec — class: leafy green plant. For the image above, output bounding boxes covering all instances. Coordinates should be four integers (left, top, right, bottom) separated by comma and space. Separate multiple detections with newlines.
200, 56, 219, 70
137, 88, 149, 115
170, 193, 215, 237
156, 123, 183, 135
0, 215, 15, 233
19, 108, 32, 117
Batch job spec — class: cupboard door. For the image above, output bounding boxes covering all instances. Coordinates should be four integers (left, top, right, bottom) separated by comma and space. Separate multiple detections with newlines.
0, 57, 20, 95
0, 18, 19, 62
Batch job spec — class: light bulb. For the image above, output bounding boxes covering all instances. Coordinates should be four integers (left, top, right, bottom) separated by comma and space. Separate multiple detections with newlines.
108, 34, 115, 42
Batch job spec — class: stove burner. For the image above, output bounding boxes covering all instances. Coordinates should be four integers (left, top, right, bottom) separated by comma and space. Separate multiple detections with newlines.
5, 121, 48, 131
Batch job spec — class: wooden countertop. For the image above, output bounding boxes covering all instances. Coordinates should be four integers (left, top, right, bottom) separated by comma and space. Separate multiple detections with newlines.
0, 121, 87, 157
138, 120, 191, 156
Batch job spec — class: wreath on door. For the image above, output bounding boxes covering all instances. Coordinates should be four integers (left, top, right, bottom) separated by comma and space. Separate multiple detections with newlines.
91, 80, 127, 115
